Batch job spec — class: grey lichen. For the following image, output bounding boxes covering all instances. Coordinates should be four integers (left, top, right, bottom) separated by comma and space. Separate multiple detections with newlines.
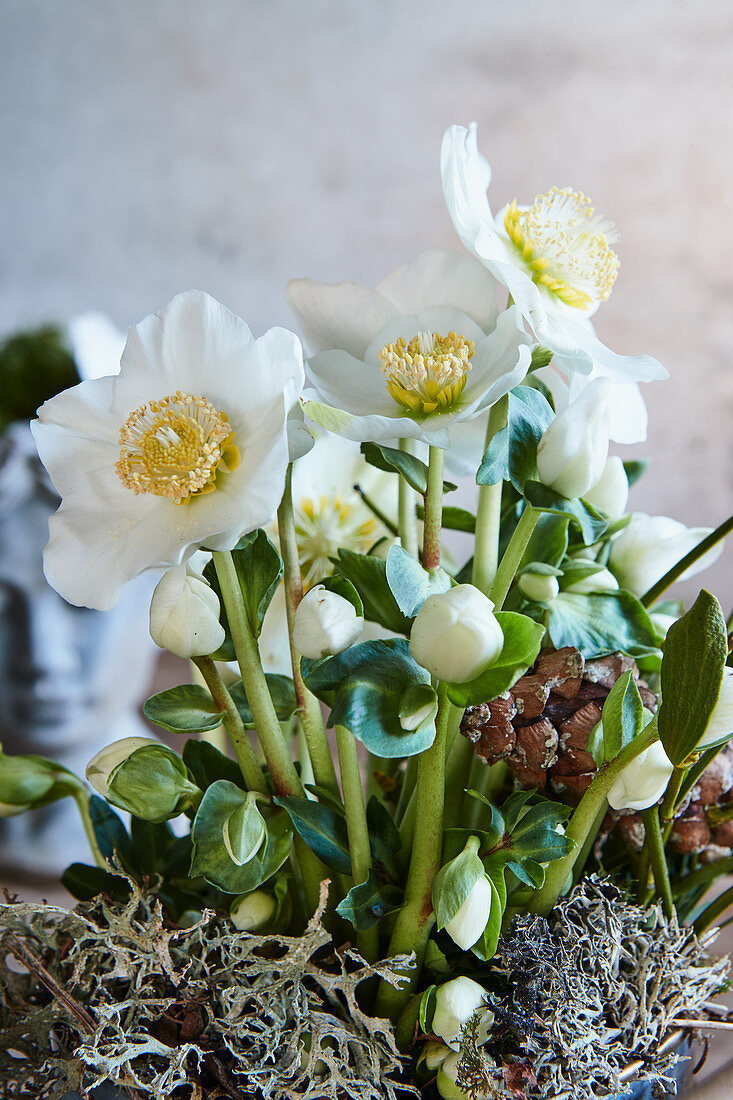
456, 877, 729, 1100
0, 879, 417, 1100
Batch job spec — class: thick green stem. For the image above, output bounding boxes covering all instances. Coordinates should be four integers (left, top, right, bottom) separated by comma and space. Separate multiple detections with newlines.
277, 466, 340, 798
336, 725, 378, 960
489, 505, 541, 610
398, 438, 419, 558
444, 730, 474, 829
472, 397, 508, 595
213, 550, 302, 798
642, 511, 733, 607
530, 719, 659, 916
571, 800, 608, 886
73, 790, 107, 869
641, 805, 674, 918
422, 446, 445, 572
376, 684, 452, 1018
192, 656, 268, 793
659, 765, 687, 843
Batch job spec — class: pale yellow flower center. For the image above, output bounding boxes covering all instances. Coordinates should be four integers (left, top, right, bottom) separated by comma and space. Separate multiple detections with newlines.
504, 187, 619, 309
378, 330, 474, 415
116, 390, 240, 505
295, 495, 378, 590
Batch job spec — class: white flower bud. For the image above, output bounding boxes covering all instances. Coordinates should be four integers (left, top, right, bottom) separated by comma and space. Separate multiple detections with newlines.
409, 585, 504, 683
292, 584, 364, 659
432, 976, 493, 1050
518, 570, 559, 604
536, 379, 610, 499
149, 563, 225, 658
697, 667, 733, 749
437, 1052, 495, 1100
607, 741, 674, 811
609, 514, 723, 597
564, 561, 619, 595
85, 736, 156, 798
445, 875, 492, 951
230, 889, 277, 931
583, 455, 629, 521
422, 1041, 452, 1072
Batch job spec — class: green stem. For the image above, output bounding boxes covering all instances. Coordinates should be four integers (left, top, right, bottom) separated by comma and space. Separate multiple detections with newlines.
694, 883, 733, 935
422, 446, 445, 572
73, 790, 107, 869
213, 550, 302, 798
192, 656, 268, 793
335, 725, 378, 960
472, 397, 508, 595
444, 732, 474, 829
530, 719, 660, 916
642, 511, 733, 607
571, 800, 608, 886
355, 484, 399, 537
398, 438, 419, 558
636, 848, 652, 903
376, 684, 452, 1018
277, 466, 340, 798
659, 765, 687, 842
641, 805, 674, 918
489, 505, 541, 610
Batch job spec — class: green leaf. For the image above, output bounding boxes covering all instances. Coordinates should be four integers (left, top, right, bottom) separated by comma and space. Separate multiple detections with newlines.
143, 684, 226, 735
274, 795, 352, 873
599, 670, 643, 763
335, 870, 400, 930
317, 574, 364, 617
623, 459, 648, 487
529, 345, 554, 372
128, 818, 176, 876
366, 796, 402, 877
546, 591, 660, 659
360, 441, 456, 494
89, 795, 130, 863
477, 385, 554, 492
502, 789, 537, 832
182, 739, 246, 791
331, 549, 412, 634
446, 612, 545, 708
520, 513, 569, 570
305, 638, 437, 758
191, 781, 292, 893
61, 862, 132, 904
229, 674, 298, 726
419, 985, 437, 1033
461, 798, 505, 849
658, 590, 729, 766
506, 857, 546, 888
417, 504, 477, 533
505, 802, 572, 861
204, 528, 283, 644
523, 481, 608, 545
385, 543, 452, 617
471, 866, 506, 961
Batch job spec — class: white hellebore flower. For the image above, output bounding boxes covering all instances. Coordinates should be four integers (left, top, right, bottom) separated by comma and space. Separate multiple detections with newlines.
607, 741, 674, 811
32, 290, 304, 610
149, 562, 225, 658
609, 513, 724, 597
518, 570, 560, 604
85, 736, 158, 799
536, 378, 611, 499
441, 123, 668, 389
409, 585, 504, 684
432, 977, 494, 1050
287, 249, 532, 448
230, 889, 277, 932
445, 875, 493, 951
292, 584, 364, 659
583, 455, 629, 521
697, 667, 733, 749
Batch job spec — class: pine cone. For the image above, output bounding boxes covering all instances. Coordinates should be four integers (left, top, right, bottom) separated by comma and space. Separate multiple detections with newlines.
460, 646, 658, 800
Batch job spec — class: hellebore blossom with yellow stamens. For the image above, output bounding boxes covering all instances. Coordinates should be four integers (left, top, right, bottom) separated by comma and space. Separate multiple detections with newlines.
441, 123, 668, 389
286, 249, 531, 448
31, 290, 304, 610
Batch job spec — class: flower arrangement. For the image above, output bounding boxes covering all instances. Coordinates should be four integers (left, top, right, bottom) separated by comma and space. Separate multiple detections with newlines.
1, 123, 733, 1100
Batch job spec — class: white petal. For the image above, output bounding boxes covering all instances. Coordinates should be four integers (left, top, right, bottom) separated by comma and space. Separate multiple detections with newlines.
68, 311, 125, 380
285, 277, 398, 358
376, 249, 500, 331
460, 306, 531, 408
362, 307, 486, 365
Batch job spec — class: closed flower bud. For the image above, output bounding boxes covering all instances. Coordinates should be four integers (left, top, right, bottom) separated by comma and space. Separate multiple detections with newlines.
583, 455, 629, 521
149, 563, 225, 659
0, 748, 81, 814
432, 976, 494, 1050
609, 514, 723, 597
433, 835, 491, 950
86, 736, 157, 799
409, 585, 504, 684
422, 1041, 451, 1072
518, 568, 559, 604
437, 1051, 495, 1100
86, 737, 200, 822
292, 584, 364, 659
607, 741, 674, 811
230, 889, 277, 931
536, 379, 610, 499
445, 877, 492, 951
697, 667, 733, 749
564, 561, 619, 595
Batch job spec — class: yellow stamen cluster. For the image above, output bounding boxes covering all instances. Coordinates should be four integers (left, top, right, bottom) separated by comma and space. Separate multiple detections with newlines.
504, 187, 619, 310
117, 390, 240, 505
379, 330, 474, 415
295, 495, 377, 590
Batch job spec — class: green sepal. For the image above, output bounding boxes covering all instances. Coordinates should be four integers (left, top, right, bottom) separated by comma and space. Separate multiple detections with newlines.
107, 745, 201, 823
546, 591, 660, 659
360, 441, 457, 494
419, 984, 437, 1033
446, 612, 545, 708
523, 482, 608, 545
385, 543, 451, 617
273, 795, 352, 874
229, 674, 298, 727
335, 870, 401, 930
432, 835, 485, 931
658, 590, 729, 766
470, 863, 506, 962
143, 684, 226, 735
331, 549, 412, 634
316, 574, 364, 617
0, 752, 81, 809
477, 385, 554, 491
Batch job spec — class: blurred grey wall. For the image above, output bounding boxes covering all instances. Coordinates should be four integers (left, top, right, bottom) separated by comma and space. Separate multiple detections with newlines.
1, 0, 732, 605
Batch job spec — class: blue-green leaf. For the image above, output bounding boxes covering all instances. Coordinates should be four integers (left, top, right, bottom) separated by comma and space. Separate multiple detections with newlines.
477, 385, 554, 492
546, 591, 659, 658
229, 674, 297, 726
385, 543, 451, 617
523, 481, 608, 545
331, 549, 412, 634
274, 795, 352, 874
335, 870, 401, 930
204, 529, 283, 645
143, 684, 225, 734
361, 440, 456, 494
